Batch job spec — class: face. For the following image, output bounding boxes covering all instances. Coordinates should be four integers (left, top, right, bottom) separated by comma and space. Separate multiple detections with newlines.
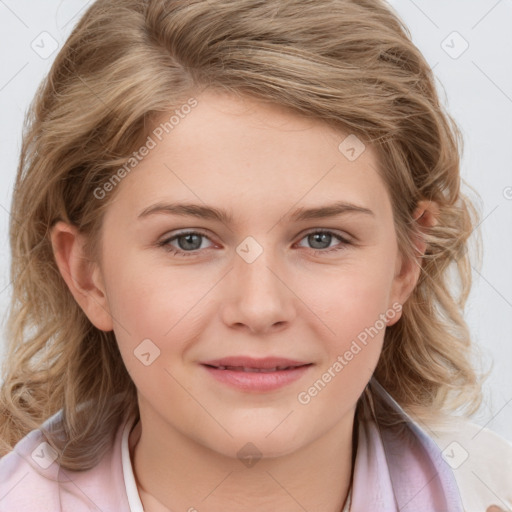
72, 90, 416, 459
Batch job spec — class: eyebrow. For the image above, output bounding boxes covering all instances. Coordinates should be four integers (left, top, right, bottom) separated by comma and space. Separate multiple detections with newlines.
137, 200, 374, 224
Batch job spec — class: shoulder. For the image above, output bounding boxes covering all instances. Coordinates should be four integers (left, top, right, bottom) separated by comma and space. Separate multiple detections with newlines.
426, 417, 512, 512
0, 410, 131, 512
0, 413, 63, 511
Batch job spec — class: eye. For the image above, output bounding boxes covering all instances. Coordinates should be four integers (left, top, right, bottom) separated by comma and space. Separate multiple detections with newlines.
295, 230, 351, 254
157, 229, 352, 257
157, 230, 214, 257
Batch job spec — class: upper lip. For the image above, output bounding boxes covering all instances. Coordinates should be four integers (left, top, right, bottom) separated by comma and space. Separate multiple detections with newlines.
201, 357, 311, 370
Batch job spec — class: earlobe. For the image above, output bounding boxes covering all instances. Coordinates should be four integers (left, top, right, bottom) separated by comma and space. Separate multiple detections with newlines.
387, 254, 419, 326
50, 221, 113, 332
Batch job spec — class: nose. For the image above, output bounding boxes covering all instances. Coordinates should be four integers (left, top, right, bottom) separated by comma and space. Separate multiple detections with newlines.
220, 244, 296, 335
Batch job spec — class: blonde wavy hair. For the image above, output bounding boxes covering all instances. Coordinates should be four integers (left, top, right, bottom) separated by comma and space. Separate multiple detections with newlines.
1, 0, 483, 470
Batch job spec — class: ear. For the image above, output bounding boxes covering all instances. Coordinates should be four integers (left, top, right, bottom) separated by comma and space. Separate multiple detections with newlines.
50, 221, 113, 332
387, 200, 439, 326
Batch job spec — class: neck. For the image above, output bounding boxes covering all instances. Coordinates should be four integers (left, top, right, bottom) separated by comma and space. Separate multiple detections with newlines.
130, 405, 356, 512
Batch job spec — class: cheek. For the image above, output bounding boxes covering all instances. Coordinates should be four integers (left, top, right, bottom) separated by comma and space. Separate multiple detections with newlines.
295, 272, 391, 419
298, 252, 396, 388
308, 257, 396, 341
105, 250, 205, 332
103, 256, 220, 378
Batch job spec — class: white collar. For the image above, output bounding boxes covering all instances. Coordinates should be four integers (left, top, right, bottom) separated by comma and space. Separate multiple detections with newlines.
121, 415, 145, 512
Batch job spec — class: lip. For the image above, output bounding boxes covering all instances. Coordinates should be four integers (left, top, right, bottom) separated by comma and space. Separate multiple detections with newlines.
201, 356, 310, 369
200, 356, 313, 392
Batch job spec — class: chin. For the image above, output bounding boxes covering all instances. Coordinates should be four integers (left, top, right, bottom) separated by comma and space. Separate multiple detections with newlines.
202, 422, 312, 461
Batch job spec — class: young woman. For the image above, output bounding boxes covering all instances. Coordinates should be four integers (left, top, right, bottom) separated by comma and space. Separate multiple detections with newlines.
0, 1, 511, 511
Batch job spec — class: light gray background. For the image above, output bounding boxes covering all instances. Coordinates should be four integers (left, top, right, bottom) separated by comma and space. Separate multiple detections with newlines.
0, 1, 511, 440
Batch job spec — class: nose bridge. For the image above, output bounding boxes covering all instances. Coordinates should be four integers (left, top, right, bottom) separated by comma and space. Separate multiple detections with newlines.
221, 234, 295, 332
240, 250, 276, 291
235, 234, 283, 298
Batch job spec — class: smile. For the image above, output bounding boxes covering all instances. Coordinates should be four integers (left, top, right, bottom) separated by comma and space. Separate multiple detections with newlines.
211, 365, 302, 372
200, 357, 313, 392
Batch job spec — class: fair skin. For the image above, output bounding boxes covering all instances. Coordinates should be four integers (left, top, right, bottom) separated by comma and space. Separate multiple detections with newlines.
51, 90, 432, 511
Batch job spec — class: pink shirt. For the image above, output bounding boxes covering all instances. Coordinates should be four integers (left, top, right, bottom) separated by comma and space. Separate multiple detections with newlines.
0, 410, 136, 511
0, 410, 351, 511
1, 404, 511, 511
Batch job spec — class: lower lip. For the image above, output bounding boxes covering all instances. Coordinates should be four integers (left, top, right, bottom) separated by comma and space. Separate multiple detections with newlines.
201, 364, 312, 392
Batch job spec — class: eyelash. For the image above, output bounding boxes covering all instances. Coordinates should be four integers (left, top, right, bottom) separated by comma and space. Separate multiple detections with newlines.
157, 229, 352, 257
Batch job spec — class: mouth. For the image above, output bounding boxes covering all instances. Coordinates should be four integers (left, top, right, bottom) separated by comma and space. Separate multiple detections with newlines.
201, 356, 312, 371
200, 357, 313, 392
206, 365, 307, 372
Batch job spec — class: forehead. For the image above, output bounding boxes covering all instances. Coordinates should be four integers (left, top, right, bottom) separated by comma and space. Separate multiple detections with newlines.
104, 90, 391, 226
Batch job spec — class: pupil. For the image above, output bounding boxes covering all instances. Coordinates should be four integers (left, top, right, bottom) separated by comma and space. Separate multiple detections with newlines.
179, 234, 201, 250
310, 233, 330, 249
